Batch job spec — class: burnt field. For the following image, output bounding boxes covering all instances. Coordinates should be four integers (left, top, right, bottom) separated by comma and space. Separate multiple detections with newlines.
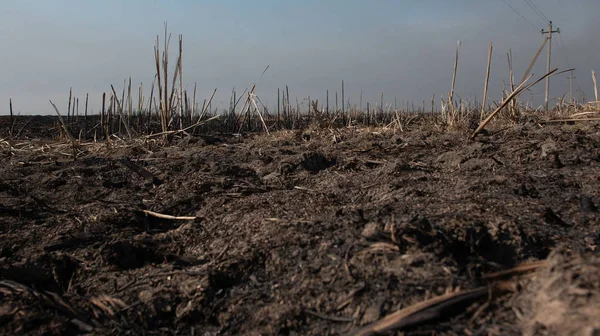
1, 115, 600, 335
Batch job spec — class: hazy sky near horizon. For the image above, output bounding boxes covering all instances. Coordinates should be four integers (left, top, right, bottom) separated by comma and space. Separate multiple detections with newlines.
1, 0, 599, 115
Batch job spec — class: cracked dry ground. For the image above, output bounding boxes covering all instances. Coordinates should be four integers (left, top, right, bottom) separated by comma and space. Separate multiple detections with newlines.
1, 121, 600, 335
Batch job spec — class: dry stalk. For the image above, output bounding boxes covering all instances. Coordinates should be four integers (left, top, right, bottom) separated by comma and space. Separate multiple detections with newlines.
178, 34, 184, 130
507, 49, 517, 118
49, 100, 78, 159
154, 36, 165, 132
14, 118, 32, 139
471, 68, 558, 139
569, 111, 599, 118
120, 80, 126, 134
152, 23, 179, 135
109, 85, 133, 139
138, 82, 144, 113
127, 77, 132, 125
447, 40, 461, 125
147, 75, 156, 131
353, 258, 551, 336
520, 38, 548, 87
167, 37, 182, 131
352, 283, 514, 336
84, 94, 89, 137
540, 117, 600, 123
192, 82, 197, 119
481, 43, 492, 121
249, 92, 270, 135
67, 88, 72, 130
198, 88, 217, 121
516, 38, 548, 106
483, 260, 547, 281
147, 115, 220, 138
8, 98, 14, 156
163, 23, 171, 132
236, 85, 256, 133
593, 70, 598, 104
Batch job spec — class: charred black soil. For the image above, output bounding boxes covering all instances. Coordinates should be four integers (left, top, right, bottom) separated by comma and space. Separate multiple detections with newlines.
1, 117, 600, 335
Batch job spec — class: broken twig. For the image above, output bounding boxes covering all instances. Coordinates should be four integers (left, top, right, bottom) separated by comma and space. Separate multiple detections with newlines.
143, 209, 196, 220
352, 282, 513, 336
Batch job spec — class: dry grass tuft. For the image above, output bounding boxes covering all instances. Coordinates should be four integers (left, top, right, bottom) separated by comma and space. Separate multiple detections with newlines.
515, 249, 600, 336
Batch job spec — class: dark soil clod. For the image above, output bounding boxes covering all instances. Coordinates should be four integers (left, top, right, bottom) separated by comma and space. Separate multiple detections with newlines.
542, 208, 571, 228
580, 195, 598, 213
300, 152, 336, 173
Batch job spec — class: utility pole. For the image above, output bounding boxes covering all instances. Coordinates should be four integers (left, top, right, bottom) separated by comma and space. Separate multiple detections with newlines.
567, 70, 575, 104
541, 21, 560, 111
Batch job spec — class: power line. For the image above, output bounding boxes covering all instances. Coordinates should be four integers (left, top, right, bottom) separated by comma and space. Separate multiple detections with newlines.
500, 0, 538, 30
528, 0, 550, 22
524, 0, 548, 22
523, 0, 550, 24
523, 0, 569, 66
557, 31, 570, 64
554, 38, 567, 67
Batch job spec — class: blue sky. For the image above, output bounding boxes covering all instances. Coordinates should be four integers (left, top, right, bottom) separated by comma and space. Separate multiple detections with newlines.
1, 0, 599, 114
